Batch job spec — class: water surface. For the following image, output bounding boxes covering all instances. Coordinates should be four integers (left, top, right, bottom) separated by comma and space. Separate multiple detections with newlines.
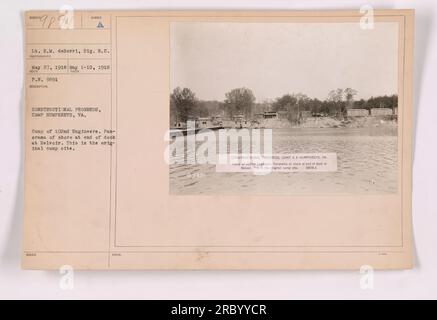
169, 127, 397, 195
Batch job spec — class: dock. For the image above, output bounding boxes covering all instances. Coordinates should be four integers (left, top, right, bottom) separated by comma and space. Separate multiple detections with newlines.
170, 126, 223, 138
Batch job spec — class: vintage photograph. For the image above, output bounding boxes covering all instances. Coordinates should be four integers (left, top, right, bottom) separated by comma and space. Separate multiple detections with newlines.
169, 22, 399, 195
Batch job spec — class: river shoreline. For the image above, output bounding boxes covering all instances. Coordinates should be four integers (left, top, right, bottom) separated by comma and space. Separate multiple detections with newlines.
257, 115, 397, 129
170, 126, 398, 195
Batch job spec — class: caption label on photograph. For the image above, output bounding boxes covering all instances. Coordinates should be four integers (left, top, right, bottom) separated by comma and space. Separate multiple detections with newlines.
216, 153, 337, 174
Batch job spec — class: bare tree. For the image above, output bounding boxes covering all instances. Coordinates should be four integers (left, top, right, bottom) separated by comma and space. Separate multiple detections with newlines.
170, 87, 197, 123
344, 88, 358, 109
224, 88, 256, 118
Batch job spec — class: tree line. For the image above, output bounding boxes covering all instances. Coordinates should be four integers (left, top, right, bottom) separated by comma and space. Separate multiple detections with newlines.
170, 86, 398, 123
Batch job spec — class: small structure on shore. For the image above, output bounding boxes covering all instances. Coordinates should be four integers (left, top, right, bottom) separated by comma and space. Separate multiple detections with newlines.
196, 117, 214, 129
347, 108, 397, 117
263, 111, 278, 119
256, 110, 289, 120
221, 118, 234, 128
221, 115, 249, 128
233, 114, 250, 128
347, 108, 369, 117
370, 108, 393, 116
233, 114, 245, 122
172, 121, 187, 129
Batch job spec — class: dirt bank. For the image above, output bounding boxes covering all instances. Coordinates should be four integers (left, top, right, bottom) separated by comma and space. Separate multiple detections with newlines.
341, 116, 397, 128
258, 116, 397, 129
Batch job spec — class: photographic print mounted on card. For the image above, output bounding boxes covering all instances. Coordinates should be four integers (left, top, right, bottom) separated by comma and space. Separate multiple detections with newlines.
169, 21, 400, 195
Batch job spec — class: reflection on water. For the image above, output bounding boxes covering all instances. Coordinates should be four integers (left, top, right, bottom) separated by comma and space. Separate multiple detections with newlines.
169, 127, 398, 195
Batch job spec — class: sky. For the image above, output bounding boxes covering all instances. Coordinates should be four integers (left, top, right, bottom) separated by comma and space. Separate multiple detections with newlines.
170, 22, 399, 102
